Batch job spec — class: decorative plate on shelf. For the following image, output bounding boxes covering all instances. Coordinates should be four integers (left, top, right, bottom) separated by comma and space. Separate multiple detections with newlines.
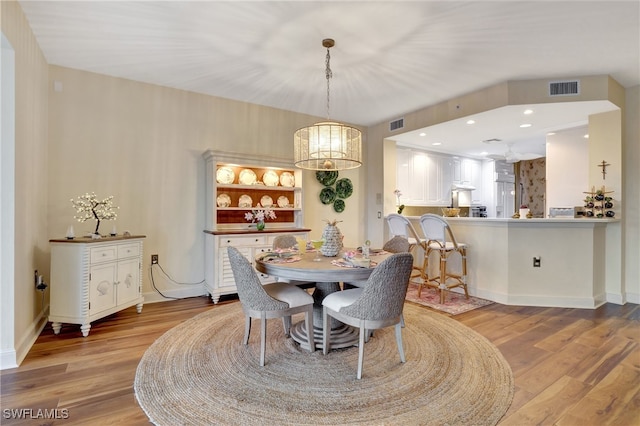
238, 194, 253, 208
335, 178, 353, 199
216, 167, 235, 184
280, 171, 295, 187
260, 195, 273, 208
316, 170, 338, 186
319, 187, 337, 205
216, 193, 231, 208
277, 195, 290, 208
239, 169, 257, 185
262, 170, 279, 187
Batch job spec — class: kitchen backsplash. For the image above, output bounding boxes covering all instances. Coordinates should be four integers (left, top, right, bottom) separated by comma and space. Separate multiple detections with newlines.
400, 206, 470, 217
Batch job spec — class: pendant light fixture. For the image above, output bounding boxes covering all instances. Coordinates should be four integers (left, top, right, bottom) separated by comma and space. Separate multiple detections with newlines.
294, 39, 362, 171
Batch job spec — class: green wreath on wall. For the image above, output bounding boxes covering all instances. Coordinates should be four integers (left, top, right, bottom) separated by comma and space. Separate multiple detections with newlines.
316, 171, 353, 213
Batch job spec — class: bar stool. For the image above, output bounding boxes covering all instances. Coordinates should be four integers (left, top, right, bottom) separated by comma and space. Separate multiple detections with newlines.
386, 214, 427, 282
417, 214, 469, 304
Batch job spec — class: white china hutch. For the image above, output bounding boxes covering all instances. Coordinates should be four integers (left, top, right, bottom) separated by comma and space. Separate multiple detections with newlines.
203, 150, 310, 303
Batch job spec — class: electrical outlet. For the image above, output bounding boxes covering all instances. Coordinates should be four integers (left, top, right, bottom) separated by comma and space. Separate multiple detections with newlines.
533, 257, 541, 267
35, 270, 47, 291
151, 254, 159, 264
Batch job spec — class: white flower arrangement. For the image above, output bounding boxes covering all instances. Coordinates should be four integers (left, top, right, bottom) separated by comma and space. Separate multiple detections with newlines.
71, 192, 119, 235
244, 204, 277, 223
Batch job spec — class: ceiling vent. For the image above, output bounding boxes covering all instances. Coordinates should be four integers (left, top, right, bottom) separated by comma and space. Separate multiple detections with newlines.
482, 138, 503, 144
549, 80, 580, 97
389, 118, 404, 132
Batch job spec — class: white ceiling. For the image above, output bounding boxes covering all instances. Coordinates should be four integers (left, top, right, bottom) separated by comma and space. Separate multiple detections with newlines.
393, 100, 617, 158
18, 1, 640, 157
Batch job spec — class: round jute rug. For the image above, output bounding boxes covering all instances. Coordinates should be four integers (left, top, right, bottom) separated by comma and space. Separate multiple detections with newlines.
135, 301, 513, 426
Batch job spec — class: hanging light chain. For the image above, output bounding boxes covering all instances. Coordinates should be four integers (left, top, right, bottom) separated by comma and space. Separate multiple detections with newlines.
323, 39, 334, 120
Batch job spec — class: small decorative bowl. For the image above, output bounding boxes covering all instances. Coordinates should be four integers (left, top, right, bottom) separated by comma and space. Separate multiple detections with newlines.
442, 208, 460, 217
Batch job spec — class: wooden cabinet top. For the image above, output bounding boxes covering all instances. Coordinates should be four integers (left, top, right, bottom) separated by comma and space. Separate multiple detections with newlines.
204, 228, 310, 236
49, 235, 146, 243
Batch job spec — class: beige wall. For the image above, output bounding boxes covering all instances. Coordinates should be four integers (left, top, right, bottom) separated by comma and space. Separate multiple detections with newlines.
1, 0, 49, 366
623, 85, 639, 302
47, 65, 366, 301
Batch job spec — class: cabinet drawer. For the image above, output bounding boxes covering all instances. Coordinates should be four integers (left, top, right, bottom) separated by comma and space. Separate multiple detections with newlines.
90, 246, 117, 263
118, 243, 140, 259
218, 236, 267, 247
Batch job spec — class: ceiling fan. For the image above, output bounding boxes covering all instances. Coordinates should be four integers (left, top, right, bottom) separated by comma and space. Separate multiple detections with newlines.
486, 142, 544, 163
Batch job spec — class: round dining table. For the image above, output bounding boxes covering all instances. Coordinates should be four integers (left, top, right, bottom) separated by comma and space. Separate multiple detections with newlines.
255, 249, 391, 349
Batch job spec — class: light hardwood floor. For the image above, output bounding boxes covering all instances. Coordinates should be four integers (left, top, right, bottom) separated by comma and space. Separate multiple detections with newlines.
2, 295, 638, 425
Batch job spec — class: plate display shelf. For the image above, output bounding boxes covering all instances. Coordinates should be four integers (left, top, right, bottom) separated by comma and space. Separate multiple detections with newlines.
203, 150, 304, 230
203, 150, 308, 303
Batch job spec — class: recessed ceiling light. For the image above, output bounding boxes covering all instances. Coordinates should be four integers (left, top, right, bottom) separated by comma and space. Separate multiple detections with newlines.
520, 123, 532, 128
419, 132, 426, 137
547, 132, 556, 136
524, 109, 534, 115
480, 151, 488, 156
432, 142, 442, 146
466, 120, 475, 125
584, 134, 589, 139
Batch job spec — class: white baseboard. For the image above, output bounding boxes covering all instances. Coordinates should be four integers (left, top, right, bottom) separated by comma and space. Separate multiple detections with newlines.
473, 288, 607, 309
1, 306, 48, 370
624, 291, 639, 304
0, 348, 17, 370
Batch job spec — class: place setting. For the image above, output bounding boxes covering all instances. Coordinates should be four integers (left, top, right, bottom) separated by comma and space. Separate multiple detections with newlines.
331, 249, 379, 269
258, 248, 301, 264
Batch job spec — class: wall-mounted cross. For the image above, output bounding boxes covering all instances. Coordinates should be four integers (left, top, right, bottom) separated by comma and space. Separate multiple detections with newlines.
598, 160, 610, 179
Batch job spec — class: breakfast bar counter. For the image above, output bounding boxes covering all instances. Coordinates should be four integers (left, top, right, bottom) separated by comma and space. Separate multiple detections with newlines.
397, 216, 621, 309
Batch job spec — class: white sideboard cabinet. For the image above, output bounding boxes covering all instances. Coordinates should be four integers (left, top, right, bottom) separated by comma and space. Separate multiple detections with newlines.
202, 150, 310, 303
205, 230, 309, 303
49, 236, 145, 336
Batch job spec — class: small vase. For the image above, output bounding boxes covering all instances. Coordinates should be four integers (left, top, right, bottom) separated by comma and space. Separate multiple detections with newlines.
519, 208, 530, 219
256, 221, 265, 231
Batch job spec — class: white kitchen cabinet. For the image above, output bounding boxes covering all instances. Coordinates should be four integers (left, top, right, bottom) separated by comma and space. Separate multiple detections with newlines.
424, 154, 442, 204
451, 158, 462, 183
396, 147, 427, 205
434, 155, 452, 206
470, 160, 484, 204
49, 236, 145, 337
396, 147, 488, 206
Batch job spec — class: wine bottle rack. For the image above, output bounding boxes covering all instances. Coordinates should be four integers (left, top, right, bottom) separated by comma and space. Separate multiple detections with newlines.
583, 185, 615, 218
